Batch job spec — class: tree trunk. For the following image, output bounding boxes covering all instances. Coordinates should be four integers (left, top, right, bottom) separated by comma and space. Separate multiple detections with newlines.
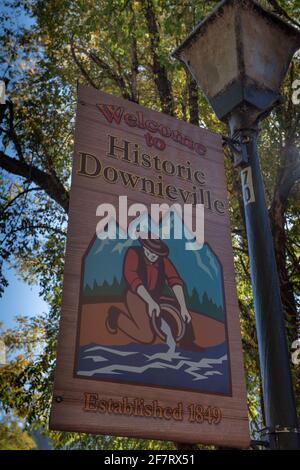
141, 0, 174, 116
129, 4, 139, 104
187, 74, 199, 126
270, 191, 298, 346
270, 144, 300, 346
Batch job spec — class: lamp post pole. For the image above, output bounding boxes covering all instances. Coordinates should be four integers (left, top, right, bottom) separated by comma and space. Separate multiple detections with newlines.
229, 123, 300, 450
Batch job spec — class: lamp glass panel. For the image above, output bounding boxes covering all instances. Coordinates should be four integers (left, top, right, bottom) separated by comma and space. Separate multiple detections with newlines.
180, 3, 238, 99
241, 8, 300, 91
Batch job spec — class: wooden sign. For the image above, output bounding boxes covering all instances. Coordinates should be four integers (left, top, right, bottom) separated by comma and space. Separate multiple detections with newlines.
49, 85, 250, 448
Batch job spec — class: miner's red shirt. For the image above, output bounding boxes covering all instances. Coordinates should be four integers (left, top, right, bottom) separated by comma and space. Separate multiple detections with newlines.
124, 247, 183, 293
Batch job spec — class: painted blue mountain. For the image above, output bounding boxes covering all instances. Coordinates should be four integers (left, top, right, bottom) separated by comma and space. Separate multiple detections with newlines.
83, 210, 225, 321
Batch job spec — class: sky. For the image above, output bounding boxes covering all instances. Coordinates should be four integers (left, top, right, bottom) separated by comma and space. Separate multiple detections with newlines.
0, 266, 49, 330
0, 3, 49, 332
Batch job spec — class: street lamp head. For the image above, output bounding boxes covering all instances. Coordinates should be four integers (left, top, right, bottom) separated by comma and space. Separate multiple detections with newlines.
172, 0, 300, 130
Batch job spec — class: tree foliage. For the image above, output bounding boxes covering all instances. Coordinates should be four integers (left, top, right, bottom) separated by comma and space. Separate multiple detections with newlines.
0, 0, 299, 449
0, 414, 36, 450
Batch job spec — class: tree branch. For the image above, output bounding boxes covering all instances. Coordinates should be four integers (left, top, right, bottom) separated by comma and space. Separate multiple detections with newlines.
5, 100, 25, 162
1, 187, 44, 213
24, 223, 66, 237
88, 50, 132, 100
70, 41, 98, 89
266, 0, 300, 29
0, 151, 69, 213
71, 42, 132, 101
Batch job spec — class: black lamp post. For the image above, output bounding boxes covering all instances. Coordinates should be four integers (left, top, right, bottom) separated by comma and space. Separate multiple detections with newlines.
173, 0, 300, 450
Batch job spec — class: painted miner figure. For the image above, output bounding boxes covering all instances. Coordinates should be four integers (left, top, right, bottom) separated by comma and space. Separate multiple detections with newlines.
106, 236, 199, 350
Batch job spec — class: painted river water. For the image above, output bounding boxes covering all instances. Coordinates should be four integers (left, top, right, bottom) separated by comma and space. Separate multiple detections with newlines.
76, 320, 231, 394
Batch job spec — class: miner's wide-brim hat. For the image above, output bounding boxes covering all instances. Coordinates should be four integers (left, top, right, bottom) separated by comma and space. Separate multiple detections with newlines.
139, 235, 169, 257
